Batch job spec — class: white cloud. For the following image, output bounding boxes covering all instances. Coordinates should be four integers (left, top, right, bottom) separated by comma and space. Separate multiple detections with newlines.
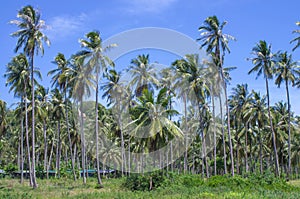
46, 13, 87, 41
125, 0, 177, 14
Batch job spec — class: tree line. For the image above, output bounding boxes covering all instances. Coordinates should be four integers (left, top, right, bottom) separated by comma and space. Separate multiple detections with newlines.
1, 5, 300, 188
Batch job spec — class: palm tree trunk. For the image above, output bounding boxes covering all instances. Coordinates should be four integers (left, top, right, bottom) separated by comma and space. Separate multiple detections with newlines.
56, 121, 61, 178
47, 135, 55, 179
259, 127, 263, 174
245, 123, 249, 173
43, 120, 47, 172
65, 85, 76, 181
24, 90, 33, 186
265, 78, 280, 176
212, 95, 217, 176
286, 80, 291, 179
219, 94, 227, 174
183, 93, 188, 174
20, 101, 24, 184
223, 81, 235, 176
80, 101, 87, 184
30, 53, 37, 188
95, 74, 102, 185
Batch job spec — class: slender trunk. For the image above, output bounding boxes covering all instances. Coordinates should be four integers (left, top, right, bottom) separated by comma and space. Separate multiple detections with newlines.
47, 135, 55, 179
259, 127, 263, 174
95, 73, 102, 185
219, 95, 227, 174
223, 81, 234, 176
183, 94, 188, 174
266, 78, 280, 176
56, 121, 61, 178
30, 53, 37, 188
65, 85, 76, 181
80, 101, 86, 184
212, 95, 217, 176
286, 80, 291, 179
24, 91, 33, 186
117, 96, 126, 176
43, 120, 47, 172
20, 102, 24, 184
245, 122, 249, 173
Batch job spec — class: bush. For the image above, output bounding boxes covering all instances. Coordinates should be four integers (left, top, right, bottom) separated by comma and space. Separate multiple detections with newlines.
124, 171, 168, 191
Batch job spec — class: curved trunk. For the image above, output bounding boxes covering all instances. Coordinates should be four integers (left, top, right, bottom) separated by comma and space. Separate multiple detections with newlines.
223, 78, 235, 176
30, 52, 37, 188
286, 79, 291, 179
43, 120, 47, 172
56, 121, 61, 178
95, 72, 102, 185
212, 94, 217, 175
24, 87, 33, 185
20, 98, 24, 184
80, 100, 87, 184
65, 82, 77, 181
266, 78, 280, 176
219, 94, 227, 174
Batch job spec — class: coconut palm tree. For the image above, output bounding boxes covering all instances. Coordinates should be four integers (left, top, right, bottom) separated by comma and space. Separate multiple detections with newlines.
197, 16, 236, 176
274, 51, 299, 178
291, 21, 300, 51
229, 84, 252, 173
50, 88, 65, 178
172, 54, 211, 177
128, 54, 160, 97
243, 90, 268, 174
102, 69, 131, 175
248, 40, 280, 176
10, 5, 50, 188
78, 31, 116, 184
69, 54, 94, 184
48, 53, 77, 180
5, 54, 31, 184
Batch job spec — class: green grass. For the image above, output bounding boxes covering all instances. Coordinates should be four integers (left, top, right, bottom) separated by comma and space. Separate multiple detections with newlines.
0, 175, 300, 199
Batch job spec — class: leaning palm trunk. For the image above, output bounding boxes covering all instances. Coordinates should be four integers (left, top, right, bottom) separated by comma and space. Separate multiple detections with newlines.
266, 78, 280, 176
30, 53, 37, 188
20, 100, 24, 184
212, 94, 217, 175
286, 80, 291, 179
43, 120, 47, 173
95, 73, 102, 185
56, 121, 61, 178
223, 76, 235, 177
219, 94, 227, 174
64, 84, 77, 181
80, 101, 87, 184
24, 89, 33, 186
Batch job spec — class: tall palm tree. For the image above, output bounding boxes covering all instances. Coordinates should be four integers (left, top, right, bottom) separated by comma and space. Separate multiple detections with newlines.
274, 51, 299, 178
5, 54, 31, 184
128, 54, 160, 97
248, 40, 280, 176
290, 21, 300, 51
10, 5, 50, 188
197, 15, 236, 176
229, 84, 251, 173
244, 91, 267, 174
102, 69, 131, 175
173, 54, 210, 177
78, 31, 116, 184
69, 55, 94, 184
48, 53, 77, 180
50, 89, 65, 178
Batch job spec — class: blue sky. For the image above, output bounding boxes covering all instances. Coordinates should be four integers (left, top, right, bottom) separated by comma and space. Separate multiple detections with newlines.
1, 0, 300, 114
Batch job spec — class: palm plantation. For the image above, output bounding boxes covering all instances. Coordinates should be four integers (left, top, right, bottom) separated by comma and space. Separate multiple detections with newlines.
1, 5, 300, 198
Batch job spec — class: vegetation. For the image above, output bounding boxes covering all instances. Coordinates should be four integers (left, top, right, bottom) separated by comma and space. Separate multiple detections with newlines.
1, 5, 300, 198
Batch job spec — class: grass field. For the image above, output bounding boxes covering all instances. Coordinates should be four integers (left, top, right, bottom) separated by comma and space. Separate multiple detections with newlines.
0, 174, 300, 199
